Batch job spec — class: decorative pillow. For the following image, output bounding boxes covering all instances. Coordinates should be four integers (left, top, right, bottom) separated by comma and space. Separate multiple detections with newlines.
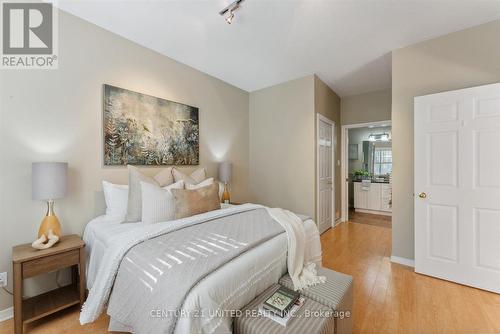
171, 183, 221, 219
141, 180, 184, 224
185, 178, 226, 202
185, 177, 214, 190
172, 167, 206, 184
153, 167, 174, 187
125, 165, 173, 222
102, 181, 129, 220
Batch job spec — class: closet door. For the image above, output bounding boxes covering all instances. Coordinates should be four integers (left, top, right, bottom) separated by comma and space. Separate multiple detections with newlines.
317, 115, 334, 234
414, 82, 500, 293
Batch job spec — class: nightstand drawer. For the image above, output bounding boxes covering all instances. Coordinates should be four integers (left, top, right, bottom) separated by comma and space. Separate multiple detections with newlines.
23, 249, 80, 278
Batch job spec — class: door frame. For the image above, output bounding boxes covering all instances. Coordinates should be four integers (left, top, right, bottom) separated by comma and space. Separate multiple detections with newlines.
316, 114, 335, 232
340, 120, 391, 222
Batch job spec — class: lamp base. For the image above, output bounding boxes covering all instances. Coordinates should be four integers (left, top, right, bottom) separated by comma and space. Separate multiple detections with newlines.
38, 200, 62, 239
221, 183, 231, 204
38, 215, 61, 239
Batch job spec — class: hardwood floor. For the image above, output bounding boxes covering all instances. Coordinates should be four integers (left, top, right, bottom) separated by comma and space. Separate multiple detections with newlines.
348, 209, 392, 229
1, 220, 499, 333
321, 221, 500, 334
0, 304, 117, 334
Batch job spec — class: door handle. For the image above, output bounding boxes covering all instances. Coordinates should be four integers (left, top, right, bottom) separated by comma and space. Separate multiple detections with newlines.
418, 192, 427, 199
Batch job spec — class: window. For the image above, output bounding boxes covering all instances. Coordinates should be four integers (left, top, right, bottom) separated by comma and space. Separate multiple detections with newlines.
373, 147, 392, 175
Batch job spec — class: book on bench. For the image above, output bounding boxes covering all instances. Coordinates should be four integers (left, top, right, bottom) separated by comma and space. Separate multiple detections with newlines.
259, 296, 305, 327
262, 285, 301, 318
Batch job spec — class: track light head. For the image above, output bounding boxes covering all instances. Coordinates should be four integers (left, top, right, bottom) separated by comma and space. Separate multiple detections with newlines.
225, 10, 234, 24
219, 0, 244, 24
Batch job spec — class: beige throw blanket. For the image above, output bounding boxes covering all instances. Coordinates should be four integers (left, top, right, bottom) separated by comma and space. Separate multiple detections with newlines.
266, 208, 326, 290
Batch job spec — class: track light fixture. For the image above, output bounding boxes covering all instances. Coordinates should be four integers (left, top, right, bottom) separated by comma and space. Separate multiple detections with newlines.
219, 0, 245, 24
225, 10, 234, 24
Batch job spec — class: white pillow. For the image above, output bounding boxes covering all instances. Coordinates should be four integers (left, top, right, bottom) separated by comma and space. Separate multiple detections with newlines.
141, 180, 184, 224
185, 177, 214, 190
125, 165, 173, 223
102, 181, 129, 220
172, 167, 207, 184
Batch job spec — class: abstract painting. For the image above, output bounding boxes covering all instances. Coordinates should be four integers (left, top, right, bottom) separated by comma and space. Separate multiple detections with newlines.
103, 84, 199, 166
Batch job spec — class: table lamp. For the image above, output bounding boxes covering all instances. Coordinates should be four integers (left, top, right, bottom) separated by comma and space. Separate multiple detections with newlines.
218, 162, 232, 204
32, 162, 68, 248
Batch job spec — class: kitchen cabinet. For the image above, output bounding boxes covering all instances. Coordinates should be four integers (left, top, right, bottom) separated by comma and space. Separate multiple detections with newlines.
354, 182, 392, 214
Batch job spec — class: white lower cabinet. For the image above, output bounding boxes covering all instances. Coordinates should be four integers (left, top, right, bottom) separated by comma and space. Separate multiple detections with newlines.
354, 183, 367, 209
380, 184, 392, 212
354, 182, 392, 214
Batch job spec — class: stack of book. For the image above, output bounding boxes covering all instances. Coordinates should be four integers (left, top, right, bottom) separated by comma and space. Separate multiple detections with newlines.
259, 285, 305, 327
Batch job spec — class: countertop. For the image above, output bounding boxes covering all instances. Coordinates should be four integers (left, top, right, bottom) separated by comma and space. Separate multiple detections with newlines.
352, 180, 390, 184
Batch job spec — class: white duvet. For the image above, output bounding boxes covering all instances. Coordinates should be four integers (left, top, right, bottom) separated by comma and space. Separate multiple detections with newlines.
82, 204, 322, 333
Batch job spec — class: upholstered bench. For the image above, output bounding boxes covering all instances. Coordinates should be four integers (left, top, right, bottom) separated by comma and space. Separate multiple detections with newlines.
279, 267, 353, 334
234, 284, 336, 334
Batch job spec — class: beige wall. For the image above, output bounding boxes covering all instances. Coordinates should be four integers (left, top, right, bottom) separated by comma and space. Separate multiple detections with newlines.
314, 76, 342, 219
249, 75, 316, 217
341, 89, 391, 125
392, 19, 500, 260
0, 11, 250, 311
249, 75, 341, 221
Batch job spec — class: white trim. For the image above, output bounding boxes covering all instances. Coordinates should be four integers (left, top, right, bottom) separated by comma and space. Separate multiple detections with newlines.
0, 307, 13, 322
340, 120, 391, 222
390, 256, 415, 267
333, 217, 342, 228
355, 208, 392, 216
316, 114, 335, 234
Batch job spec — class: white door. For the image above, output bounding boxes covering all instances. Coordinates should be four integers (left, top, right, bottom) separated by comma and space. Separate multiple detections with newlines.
415, 82, 500, 293
317, 115, 334, 234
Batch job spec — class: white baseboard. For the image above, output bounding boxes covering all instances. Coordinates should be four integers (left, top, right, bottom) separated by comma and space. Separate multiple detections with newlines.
0, 307, 13, 322
355, 208, 392, 216
390, 255, 415, 267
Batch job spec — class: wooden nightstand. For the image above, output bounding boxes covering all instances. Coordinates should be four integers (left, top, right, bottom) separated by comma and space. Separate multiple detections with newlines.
12, 235, 85, 334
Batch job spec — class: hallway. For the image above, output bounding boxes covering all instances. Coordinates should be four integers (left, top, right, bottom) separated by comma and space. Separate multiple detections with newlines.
348, 210, 391, 229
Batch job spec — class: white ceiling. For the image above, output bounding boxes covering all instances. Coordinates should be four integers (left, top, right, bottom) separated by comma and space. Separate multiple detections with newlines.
58, 0, 500, 96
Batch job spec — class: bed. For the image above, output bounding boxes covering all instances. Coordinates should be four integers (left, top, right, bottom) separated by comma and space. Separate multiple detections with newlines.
82, 203, 323, 333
